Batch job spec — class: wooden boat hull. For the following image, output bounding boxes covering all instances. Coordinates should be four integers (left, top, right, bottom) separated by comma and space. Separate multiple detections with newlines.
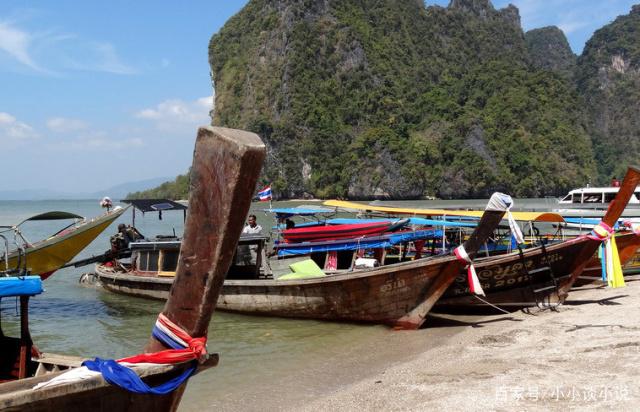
436, 237, 595, 309
0, 361, 211, 412
1, 208, 125, 280
0, 126, 266, 411
96, 256, 461, 326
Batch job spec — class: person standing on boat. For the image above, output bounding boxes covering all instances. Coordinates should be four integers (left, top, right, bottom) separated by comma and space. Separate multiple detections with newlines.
242, 215, 262, 234
238, 215, 262, 265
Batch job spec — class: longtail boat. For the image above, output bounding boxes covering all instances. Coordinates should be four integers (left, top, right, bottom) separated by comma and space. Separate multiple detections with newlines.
435, 166, 640, 310
95, 192, 520, 329
281, 219, 407, 243
0, 208, 126, 280
0, 126, 265, 410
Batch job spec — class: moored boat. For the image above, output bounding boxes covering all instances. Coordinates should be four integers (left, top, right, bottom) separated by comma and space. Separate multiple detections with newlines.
280, 219, 408, 243
435, 166, 640, 310
0, 126, 265, 410
95, 192, 520, 329
0, 208, 127, 280
555, 185, 640, 222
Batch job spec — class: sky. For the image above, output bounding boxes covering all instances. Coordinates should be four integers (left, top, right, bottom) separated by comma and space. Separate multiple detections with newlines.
1, 1, 637, 194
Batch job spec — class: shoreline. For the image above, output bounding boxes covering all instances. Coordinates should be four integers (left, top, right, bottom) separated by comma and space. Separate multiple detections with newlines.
301, 277, 640, 411
181, 276, 640, 411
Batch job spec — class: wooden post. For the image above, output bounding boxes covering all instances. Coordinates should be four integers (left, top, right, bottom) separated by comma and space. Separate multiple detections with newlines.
146, 126, 265, 349
18, 296, 29, 379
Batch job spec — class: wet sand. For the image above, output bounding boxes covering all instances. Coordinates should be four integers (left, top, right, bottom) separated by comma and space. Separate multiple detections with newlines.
182, 276, 640, 411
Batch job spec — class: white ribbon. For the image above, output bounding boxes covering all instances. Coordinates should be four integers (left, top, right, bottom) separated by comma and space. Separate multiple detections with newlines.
486, 192, 524, 245
454, 245, 485, 296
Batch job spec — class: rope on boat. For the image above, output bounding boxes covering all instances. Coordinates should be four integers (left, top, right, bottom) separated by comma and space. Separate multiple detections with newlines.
34, 313, 207, 394
471, 294, 511, 315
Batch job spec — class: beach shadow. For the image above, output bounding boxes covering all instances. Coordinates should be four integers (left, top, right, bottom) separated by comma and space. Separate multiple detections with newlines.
563, 294, 628, 306
425, 314, 524, 329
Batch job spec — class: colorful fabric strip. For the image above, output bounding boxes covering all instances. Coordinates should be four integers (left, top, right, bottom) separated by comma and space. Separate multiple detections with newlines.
83, 358, 196, 395
454, 245, 485, 296
34, 313, 208, 394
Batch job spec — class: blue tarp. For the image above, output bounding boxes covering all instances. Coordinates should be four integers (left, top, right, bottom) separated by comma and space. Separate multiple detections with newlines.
563, 217, 621, 229
276, 229, 444, 256
326, 217, 476, 228
263, 207, 334, 218
0, 276, 43, 298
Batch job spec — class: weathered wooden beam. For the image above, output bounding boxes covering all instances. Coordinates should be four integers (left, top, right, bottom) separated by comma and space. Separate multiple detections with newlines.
146, 126, 265, 349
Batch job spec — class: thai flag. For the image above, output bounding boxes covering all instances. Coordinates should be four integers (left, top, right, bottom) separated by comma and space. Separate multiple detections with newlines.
257, 185, 272, 201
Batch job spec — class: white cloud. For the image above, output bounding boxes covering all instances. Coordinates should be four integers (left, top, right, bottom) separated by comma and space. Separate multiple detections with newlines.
0, 112, 38, 141
0, 21, 44, 72
557, 19, 589, 35
46, 130, 144, 151
495, 0, 637, 53
46, 117, 88, 133
62, 42, 137, 75
135, 95, 214, 131
0, 19, 135, 75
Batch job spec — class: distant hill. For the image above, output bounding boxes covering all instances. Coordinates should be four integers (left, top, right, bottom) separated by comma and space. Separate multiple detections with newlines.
0, 177, 171, 201
125, 172, 190, 200
206, 0, 601, 199
576, 4, 640, 182
140, 0, 640, 200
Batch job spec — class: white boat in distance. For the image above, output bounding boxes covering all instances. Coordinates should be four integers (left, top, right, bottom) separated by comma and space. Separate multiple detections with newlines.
555, 185, 640, 220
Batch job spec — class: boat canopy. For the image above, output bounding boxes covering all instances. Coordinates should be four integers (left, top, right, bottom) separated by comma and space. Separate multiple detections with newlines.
0, 276, 43, 298
324, 200, 566, 223
263, 206, 335, 219
276, 229, 443, 256
12, 211, 84, 227
121, 199, 187, 213
326, 217, 476, 228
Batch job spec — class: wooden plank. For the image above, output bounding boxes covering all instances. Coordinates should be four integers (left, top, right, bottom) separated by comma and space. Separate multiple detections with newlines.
145, 126, 265, 351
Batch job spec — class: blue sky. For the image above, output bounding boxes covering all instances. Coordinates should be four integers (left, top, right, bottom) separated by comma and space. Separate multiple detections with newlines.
0, 1, 637, 194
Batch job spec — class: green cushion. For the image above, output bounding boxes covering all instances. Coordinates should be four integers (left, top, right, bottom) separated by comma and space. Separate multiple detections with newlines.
289, 259, 325, 276
276, 259, 326, 280
277, 271, 324, 280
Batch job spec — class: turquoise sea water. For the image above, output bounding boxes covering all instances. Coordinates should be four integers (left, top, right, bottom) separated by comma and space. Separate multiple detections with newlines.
0, 197, 555, 410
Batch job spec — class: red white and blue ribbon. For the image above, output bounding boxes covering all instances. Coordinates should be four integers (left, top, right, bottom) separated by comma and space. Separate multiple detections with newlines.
454, 245, 484, 296
34, 313, 208, 394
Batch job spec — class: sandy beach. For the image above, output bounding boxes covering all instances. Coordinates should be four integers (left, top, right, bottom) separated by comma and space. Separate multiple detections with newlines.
301, 276, 640, 411
186, 275, 640, 411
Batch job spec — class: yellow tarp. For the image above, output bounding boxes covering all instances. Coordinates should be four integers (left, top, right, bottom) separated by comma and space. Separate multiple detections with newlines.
323, 200, 565, 223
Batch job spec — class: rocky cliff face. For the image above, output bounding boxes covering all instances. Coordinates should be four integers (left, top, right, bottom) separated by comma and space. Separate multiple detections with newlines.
576, 5, 640, 181
525, 26, 576, 77
208, 0, 598, 199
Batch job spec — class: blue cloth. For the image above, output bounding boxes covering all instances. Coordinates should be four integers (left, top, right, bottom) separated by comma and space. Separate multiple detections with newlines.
277, 229, 443, 256
82, 358, 196, 395
263, 207, 333, 218
0, 276, 43, 298
152, 325, 184, 350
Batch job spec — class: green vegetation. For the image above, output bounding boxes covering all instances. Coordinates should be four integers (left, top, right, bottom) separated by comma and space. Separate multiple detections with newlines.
576, 5, 640, 182
127, 171, 190, 200
139, 1, 639, 200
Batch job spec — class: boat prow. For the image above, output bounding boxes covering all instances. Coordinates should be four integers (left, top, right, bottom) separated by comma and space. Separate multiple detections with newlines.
0, 206, 128, 280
